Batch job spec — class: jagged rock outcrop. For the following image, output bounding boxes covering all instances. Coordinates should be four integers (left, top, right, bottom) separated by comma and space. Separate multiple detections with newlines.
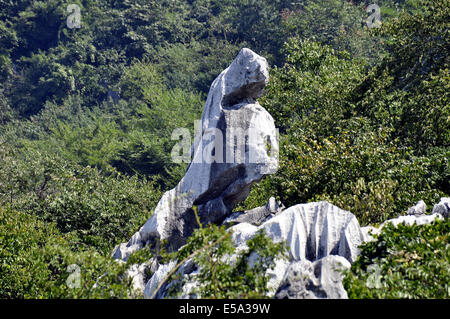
230, 201, 366, 263
143, 260, 178, 299
110, 48, 449, 300
124, 198, 449, 299
143, 201, 365, 299
112, 48, 278, 259
275, 256, 351, 299
125, 258, 158, 294
361, 200, 447, 241
144, 258, 199, 299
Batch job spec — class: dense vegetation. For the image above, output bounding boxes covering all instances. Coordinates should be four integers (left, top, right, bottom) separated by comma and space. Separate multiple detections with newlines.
344, 219, 450, 298
0, 206, 138, 298
0, 0, 448, 298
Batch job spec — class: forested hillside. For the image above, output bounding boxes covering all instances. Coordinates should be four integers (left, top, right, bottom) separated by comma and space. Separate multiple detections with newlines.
0, 0, 448, 298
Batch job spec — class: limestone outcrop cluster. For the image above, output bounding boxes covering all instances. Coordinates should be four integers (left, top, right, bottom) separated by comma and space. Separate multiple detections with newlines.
111, 49, 448, 300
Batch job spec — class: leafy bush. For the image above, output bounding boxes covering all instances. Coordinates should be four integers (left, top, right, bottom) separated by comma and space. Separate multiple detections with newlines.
0, 207, 137, 299
280, 0, 386, 65
10, 61, 205, 190
261, 39, 365, 133
258, 122, 444, 225
344, 219, 450, 298
0, 0, 448, 299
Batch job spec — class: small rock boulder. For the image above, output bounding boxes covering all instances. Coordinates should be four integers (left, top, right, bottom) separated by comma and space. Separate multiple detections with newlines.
223, 197, 284, 226
432, 197, 450, 218
275, 256, 351, 299
407, 200, 427, 216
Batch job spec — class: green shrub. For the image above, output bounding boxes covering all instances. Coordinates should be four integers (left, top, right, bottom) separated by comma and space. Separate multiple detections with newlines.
157, 209, 288, 299
242, 19, 448, 225
344, 218, 450, 298
0, 207, 138, 299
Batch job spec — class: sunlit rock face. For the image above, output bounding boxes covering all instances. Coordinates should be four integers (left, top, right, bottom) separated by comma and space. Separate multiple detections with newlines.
112, 48, 278, 259
230, 201, 366, 264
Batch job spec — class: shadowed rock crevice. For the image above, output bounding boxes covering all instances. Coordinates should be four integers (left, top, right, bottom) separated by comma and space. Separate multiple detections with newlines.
222, 81, 266, 109
194, 164, 247, 206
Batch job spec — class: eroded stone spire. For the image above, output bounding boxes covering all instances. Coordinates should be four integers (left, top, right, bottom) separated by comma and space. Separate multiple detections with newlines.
112, 48, 278, 258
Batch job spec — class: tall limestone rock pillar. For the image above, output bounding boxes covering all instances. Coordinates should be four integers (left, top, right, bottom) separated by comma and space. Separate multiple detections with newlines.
113, 48, 278, 259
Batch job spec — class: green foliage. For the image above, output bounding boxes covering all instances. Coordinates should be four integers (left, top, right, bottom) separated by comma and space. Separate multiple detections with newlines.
0, 207, 138, 299
0, 0, 448, 299
344, 219, 450, 298
0, 91, 14, 124
261, 39, 365, 132
0, 0, 398, 117
261, 122, 444, 225
280, 0, 386, 64
44, 61, 203, 188
356, 0, 450, 151
12, 52, 75, 116
1, 59, 203, 190
0, 142, 161, 253
243, 3, 449, 225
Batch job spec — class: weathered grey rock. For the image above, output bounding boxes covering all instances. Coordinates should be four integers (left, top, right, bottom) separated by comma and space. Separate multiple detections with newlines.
361, 212, 445, 242
432, 197, 450, 218
360, 225, 380, 242
223, 197, 284, 226
265, 257, 291, 296
275, 256, 351, 299
150, 244, 290, 299
113, 48, 278, 260
407, 200, 427, 216
230, 222, 259, 247
267, 197, 285, 214
230, 201, 366, 263
122, 198, 449, 299
142, 258, 200, 299
275, 260, 318, 299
